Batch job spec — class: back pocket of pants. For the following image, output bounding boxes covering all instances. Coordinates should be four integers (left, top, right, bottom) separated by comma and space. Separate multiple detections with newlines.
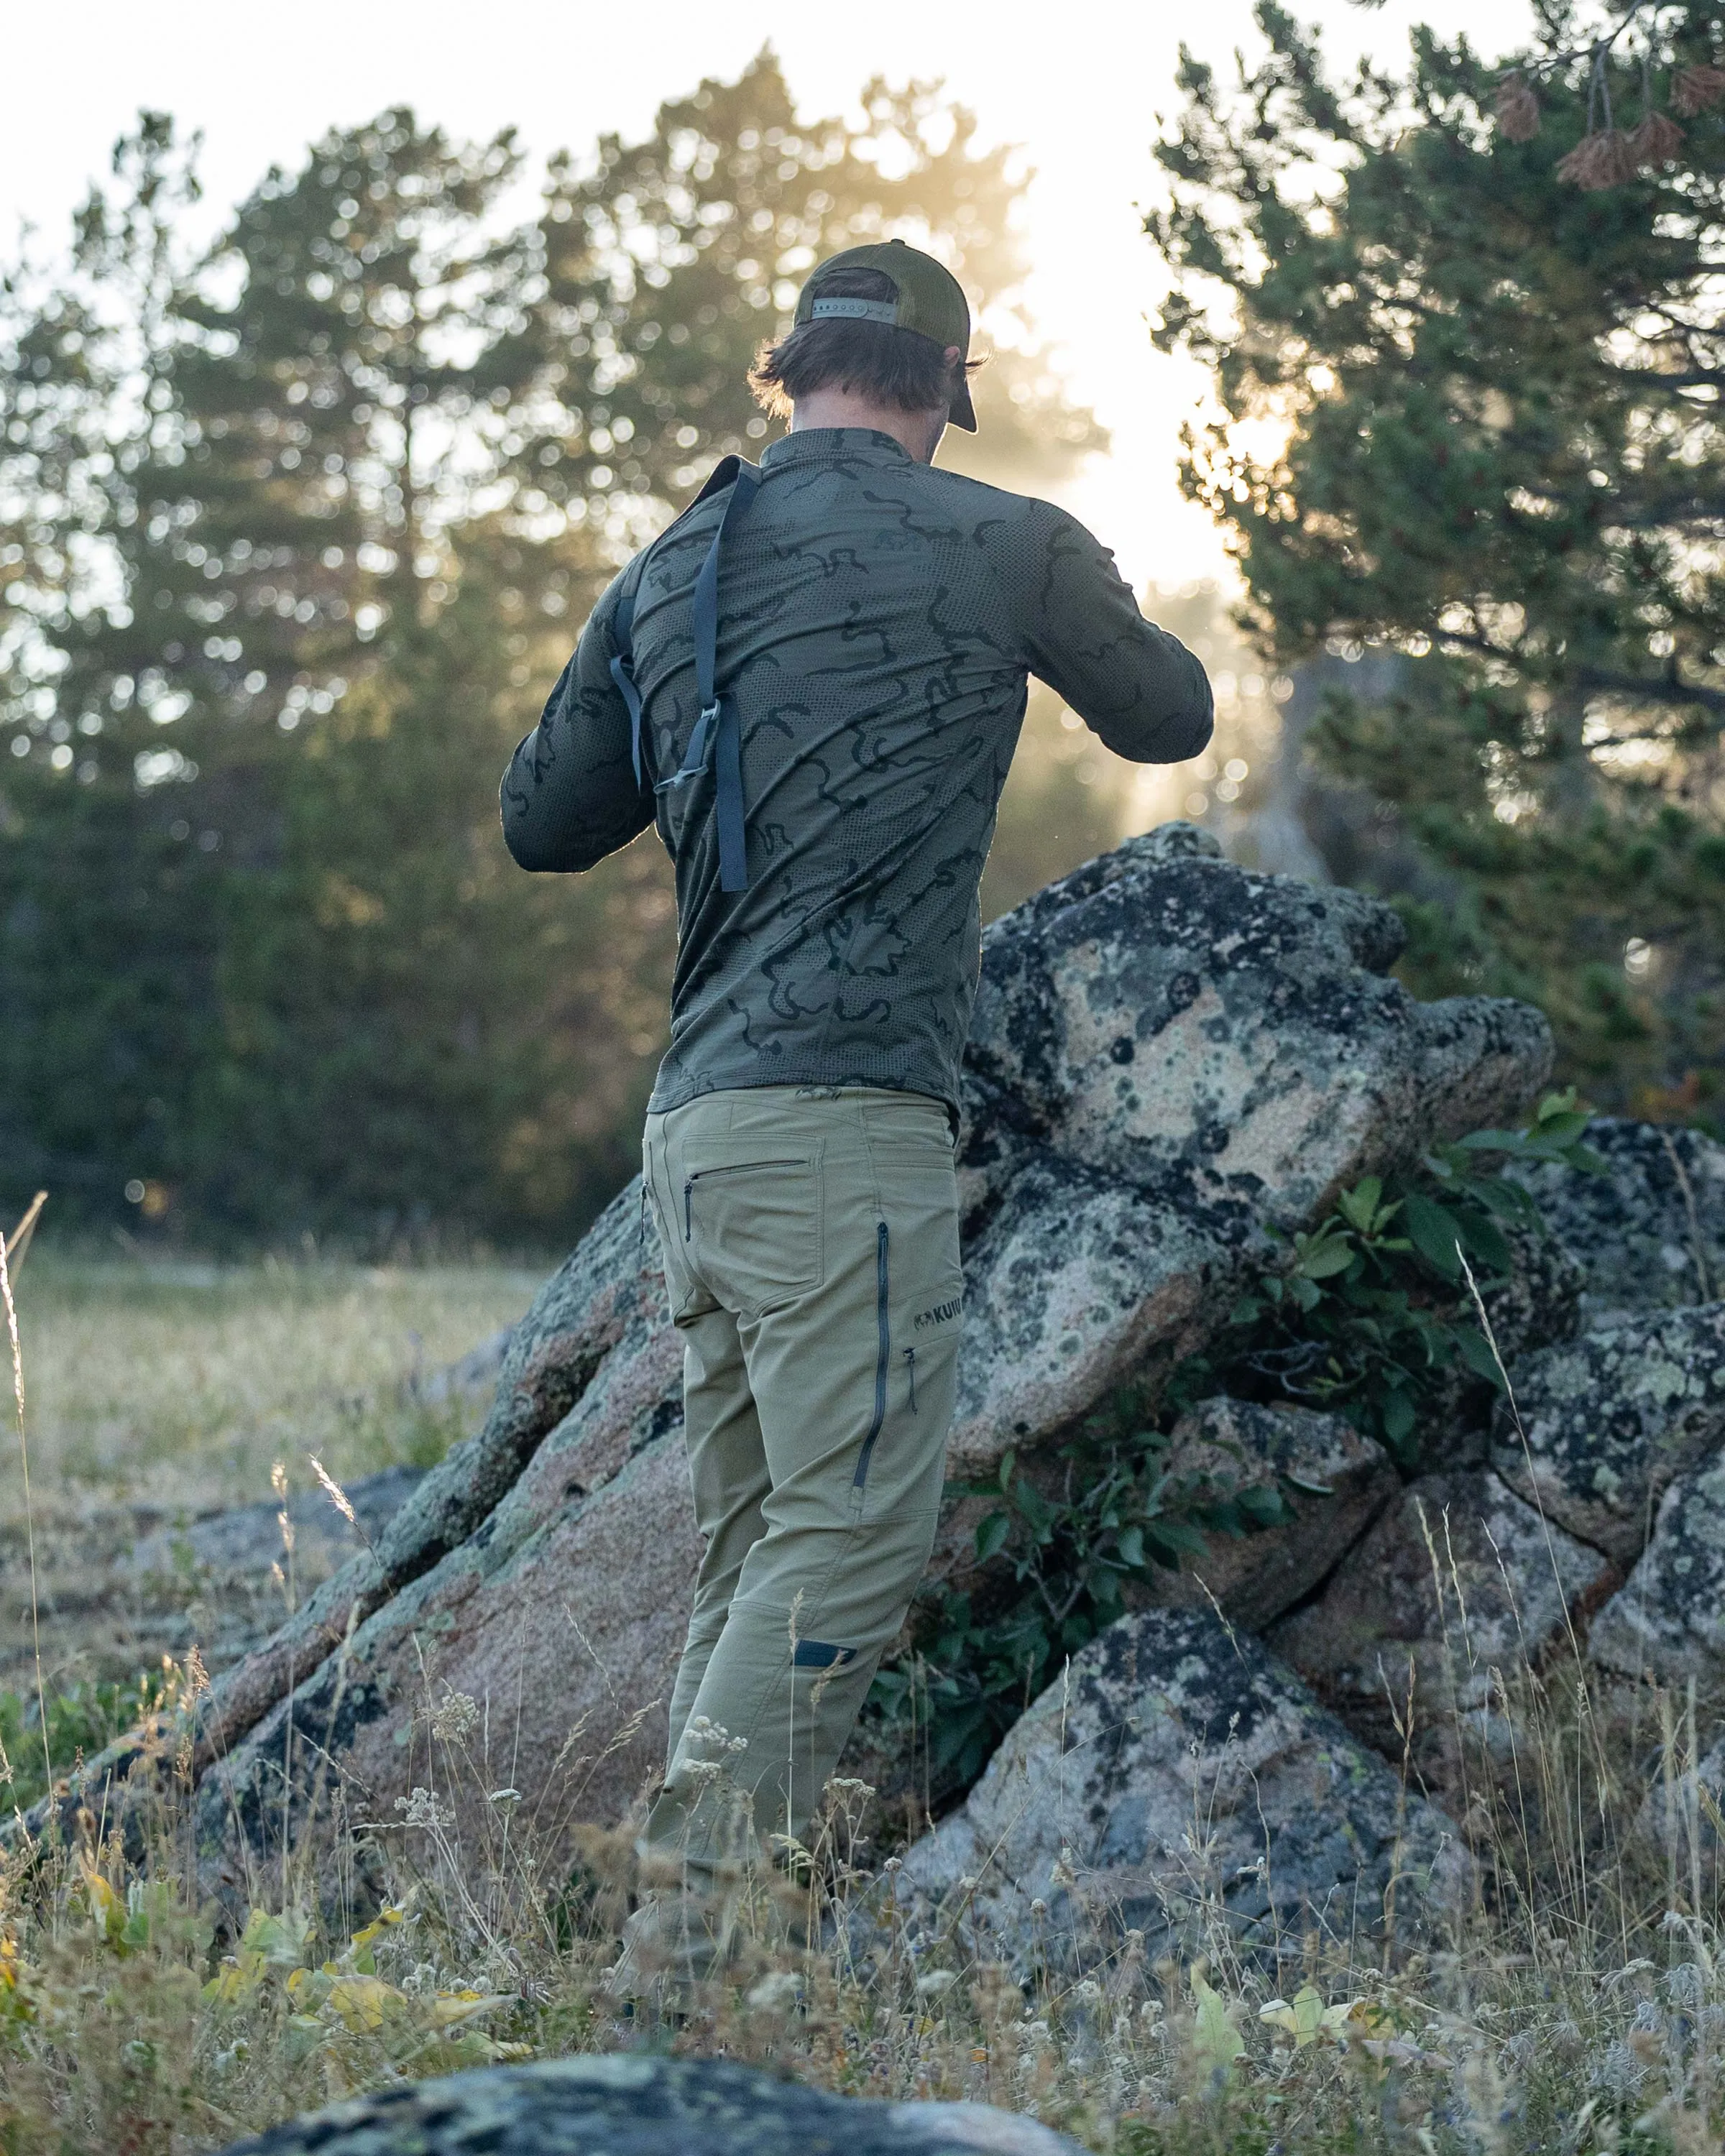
683, 1155, 822, 1304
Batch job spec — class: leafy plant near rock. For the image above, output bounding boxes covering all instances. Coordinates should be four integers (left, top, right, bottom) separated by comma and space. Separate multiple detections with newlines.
0, 1671, 172, 1815
869, 1093, 1603, 1790
1169, 1089, 1604, 1462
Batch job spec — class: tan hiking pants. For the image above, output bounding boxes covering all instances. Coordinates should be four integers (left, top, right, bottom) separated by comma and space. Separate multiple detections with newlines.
640, 1084, 963, 1876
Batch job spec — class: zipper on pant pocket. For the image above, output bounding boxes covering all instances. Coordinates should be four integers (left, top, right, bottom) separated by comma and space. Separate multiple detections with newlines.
904, 1345, 918, 1414
853, 1222, 891, 1491
677, 1164, 806, 1250
681, 1158, 806, 1243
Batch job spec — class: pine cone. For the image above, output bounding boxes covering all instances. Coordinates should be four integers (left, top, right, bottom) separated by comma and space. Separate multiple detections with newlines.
1555, 129, 1639, 189
1672, 63, 1725, 116
1495, 75, 1541, 142
1629, 110, 1686, 165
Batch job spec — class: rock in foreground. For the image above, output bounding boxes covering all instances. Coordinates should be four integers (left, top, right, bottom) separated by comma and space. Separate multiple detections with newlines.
1125, 1398, 1398, 1630
1511, 1117, 1725, 1317
220, 2055, 1083, 2156
1589, 1457, 1725, 1687
1491, 1305, 1725, 1562
895, 1607, 1469, 1978
1269, 1471, 1612, 1761
949, 826, 1551, 1479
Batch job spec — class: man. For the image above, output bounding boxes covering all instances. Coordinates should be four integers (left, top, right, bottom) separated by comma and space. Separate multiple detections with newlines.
501, 240, 1212, 1943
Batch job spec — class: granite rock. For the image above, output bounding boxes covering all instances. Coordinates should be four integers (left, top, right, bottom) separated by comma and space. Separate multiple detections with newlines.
948, 826, 1552, 1477
1634, 1734, 1725, 1865
1491, 1305, 1725, 1561
894, 1607, 1469, 1978
218, 2055, 1084, 2156
1268, 1470, 1614, 1759
1123, 1398, 1399, 1630
1589, 1457, 1725, 1687
126, 1465, 427, 1591
1511, 1117, 1725, 1317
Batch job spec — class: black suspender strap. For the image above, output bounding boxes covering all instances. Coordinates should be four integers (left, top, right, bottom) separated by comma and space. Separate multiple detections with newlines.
608, 594, 647, 788
607, 457, 762, 893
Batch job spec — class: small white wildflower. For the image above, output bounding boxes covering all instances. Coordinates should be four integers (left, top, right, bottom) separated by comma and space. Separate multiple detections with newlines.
1075, 1978, 1103, 2004
487, 1787, 520, 1804
428, 1689, 479, 1744
1029, 1897, 1048, 1918
917, 1970, 959, 1999
686, 1714, 748, 1756
394, 1787, 447, 1831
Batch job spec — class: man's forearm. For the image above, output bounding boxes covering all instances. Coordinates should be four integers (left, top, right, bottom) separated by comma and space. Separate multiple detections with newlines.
500, 657, 652, 872
1084, 621, 1214, 765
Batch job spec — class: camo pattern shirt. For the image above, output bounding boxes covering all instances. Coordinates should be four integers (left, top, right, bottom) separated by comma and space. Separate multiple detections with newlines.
501, 428, 1213, 1115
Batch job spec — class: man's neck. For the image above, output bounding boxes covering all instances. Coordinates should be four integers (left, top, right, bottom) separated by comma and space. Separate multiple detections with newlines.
788, 389, 946, 464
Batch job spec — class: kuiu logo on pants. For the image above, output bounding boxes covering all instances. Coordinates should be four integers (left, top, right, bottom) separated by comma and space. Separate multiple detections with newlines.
913, 1295, 962, 1332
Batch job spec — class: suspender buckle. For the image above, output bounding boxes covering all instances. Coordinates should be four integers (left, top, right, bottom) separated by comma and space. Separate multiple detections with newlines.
699, 700, 722, 727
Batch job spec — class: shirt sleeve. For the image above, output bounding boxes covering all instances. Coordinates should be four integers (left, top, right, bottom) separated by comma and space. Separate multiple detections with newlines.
499, 570, 656, 873
993, 502, 1215, 764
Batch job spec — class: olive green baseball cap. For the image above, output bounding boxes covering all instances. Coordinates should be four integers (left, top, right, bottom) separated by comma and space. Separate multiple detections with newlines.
794, 239, 977, 431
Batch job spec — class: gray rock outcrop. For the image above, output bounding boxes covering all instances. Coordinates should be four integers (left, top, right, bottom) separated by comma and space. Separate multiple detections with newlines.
32, 827, 1552, 1884
1268, 1470, 1613, 1758
949, 826, 1551, 1478
895, 1606, 1469, 1978
1589, 1458, 1725, 1687
1125, 1399, 1399, 1630
127, 1465, 427, 1590
218, 2055, 1084, 2156
1491, 1306, 1725, 1561
1512, 1117, 1725, 1317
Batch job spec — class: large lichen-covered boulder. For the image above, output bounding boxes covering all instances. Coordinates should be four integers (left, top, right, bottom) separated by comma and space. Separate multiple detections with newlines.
893, 1607, 1470, 1978
1511, 1118, 1725, 1317
220, 2055, 1085, 2156
948, 825, 1550, 1475
34, 828, 1550, 1881
1122, 1398, 1399, 1631
1490, 1306, 1725, 1561
1267, 1471, 1613, 1763
1590, 1457, 1725, 1687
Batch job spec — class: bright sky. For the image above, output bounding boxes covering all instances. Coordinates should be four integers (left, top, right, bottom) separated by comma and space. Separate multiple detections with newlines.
4, 0, 1535, 591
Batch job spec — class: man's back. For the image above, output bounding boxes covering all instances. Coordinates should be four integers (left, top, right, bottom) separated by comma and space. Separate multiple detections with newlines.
502, 425, 1212, 1113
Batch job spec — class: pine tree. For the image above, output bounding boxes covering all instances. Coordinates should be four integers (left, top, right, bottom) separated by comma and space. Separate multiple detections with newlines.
1151, 2, 1725, 1121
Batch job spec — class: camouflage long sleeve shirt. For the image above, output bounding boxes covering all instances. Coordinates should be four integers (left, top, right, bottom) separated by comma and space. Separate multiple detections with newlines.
501, 427, 1213, 1116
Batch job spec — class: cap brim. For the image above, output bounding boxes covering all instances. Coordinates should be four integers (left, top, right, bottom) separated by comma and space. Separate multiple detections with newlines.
948, 373, 978, 433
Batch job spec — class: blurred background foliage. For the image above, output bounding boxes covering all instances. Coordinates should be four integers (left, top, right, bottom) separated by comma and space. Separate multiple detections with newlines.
0, 51, 1156, 1250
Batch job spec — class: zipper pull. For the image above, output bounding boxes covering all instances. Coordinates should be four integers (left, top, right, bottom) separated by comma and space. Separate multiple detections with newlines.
683, 1179, 693, 1242
904, 1345, 918, 1413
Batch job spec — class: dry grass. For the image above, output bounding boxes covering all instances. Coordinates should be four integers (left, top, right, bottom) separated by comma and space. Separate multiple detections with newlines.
6, 1252, 538, 1512
4, 1631, 1724, 2156
3, 1254, 1725, 2154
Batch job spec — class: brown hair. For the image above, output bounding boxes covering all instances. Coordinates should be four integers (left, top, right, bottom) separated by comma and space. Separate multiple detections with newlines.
749, 265, 982, 419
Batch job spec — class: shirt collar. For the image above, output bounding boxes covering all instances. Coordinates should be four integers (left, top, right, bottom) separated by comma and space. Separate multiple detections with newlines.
759, 428, 916, 471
